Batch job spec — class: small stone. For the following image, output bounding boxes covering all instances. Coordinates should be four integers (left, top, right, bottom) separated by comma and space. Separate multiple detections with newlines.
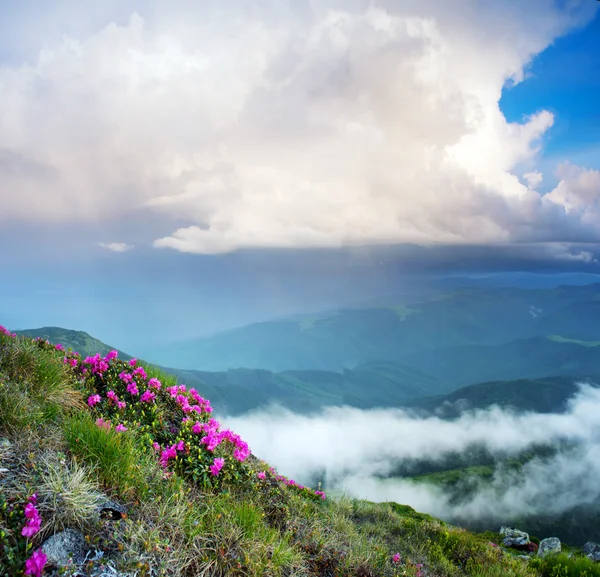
42, 529, 86, 566
97, 498, 127, 520
538, 537, 561, 558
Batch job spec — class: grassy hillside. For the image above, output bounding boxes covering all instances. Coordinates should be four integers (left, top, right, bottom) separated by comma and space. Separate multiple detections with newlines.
136, 284, 600, 373
3, 325, 583, 577
15, 327, 132, 361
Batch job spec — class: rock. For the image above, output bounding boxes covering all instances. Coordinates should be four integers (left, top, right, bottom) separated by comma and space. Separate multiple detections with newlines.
97, 498, 127, 520
538, 537, 561, 558
42, 529, 86, 566
500, 527, 530, 548
584, 542, 600, 556
588, 552, 600, 563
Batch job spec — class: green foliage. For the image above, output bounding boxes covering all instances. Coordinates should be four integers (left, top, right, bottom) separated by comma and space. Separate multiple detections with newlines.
63, 413, 149, 498
0, 493, 33, 577
530, 553, 600, 577
0, 333, 84, 433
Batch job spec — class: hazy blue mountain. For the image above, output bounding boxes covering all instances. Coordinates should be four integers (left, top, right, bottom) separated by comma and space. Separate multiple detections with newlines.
407, 376, 600, 417
137, 284, 600, 373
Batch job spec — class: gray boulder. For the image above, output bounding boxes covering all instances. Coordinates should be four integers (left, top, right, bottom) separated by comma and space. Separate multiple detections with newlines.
538, 537, 561, 558
584, 542, 600, 556
42, 529, 86, 566
500, 526, 530, 548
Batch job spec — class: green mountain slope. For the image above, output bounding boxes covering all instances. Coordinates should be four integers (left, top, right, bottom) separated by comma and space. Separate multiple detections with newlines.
15, 327, 132, 361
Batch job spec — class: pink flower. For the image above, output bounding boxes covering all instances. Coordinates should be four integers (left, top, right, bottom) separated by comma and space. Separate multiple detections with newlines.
87, 394, 101, 407
126, 382, 139, 396
148, 378, 161, 390
115, 424, 128, 432
140, 390, 156, 403
95, 417, 111, 430
129, 358, 138, 367
257, 471, 266, 479
22, 502, 42, 538
119, 371, 133, 384
106, 390, 119, 403
105, 350, 119, 362
166, 386, 178, 398
192, 422, 203, 435
24, 549, 47, 577
392, 553, 401, 564
133, 366, 147, 380
55, 343, 65, 352
152, 442, 161, 452
117, 401, 126, 410
176, 440, 185, 452
210, 457, 225, 476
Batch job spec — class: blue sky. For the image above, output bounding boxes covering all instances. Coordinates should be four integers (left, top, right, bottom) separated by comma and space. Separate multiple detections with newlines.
500, 7, 600, 188
0, 0, 599, 351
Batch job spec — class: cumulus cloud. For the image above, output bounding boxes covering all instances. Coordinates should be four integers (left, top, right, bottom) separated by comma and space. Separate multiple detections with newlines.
98, 242, 134, 252
224, 384, 600, 523
0, 0, 598, 253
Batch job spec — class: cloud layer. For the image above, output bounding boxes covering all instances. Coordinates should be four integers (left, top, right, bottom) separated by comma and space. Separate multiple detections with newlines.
0, 1, 599, 253
224, 384, 600, 524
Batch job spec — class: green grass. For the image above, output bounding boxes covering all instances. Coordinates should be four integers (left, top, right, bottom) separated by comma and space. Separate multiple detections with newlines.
547, 335, 600, 347
1, 327, 597, 577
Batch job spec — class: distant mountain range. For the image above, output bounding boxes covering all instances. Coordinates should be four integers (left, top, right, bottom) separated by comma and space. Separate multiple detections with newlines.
133, 284, 600, 376
14, 323, 600, 417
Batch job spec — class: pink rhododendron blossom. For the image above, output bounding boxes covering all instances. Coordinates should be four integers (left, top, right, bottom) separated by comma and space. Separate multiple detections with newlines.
129, 358, 137, 367
24, 549, 47, 577
210, 457, 225, 476
95, 418, 111, 430
148, 378, 161, 390
119, 371, 133, 384
140, 390, 156, 403
192, 422, 204, 435
166, 386, 178, 397
115, 424, 128, 432
117, 401, 126, 410
21, 501, 42, 537
392, 553, 401, 564
55, 343, 65, 352
106, 390, 118, 403
133, 366, 147, 379
105, 350, 119, 362
257, 471, 266, 479
126, 382, 139, 396
87, 394, 101, 407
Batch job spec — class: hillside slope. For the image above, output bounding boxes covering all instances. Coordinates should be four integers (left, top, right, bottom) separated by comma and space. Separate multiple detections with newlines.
1, 325, 570, 577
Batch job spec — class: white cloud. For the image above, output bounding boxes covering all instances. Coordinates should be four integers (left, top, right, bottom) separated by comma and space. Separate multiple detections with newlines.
98, 242, 134, 253
0, 1, 598, 253
224, 384, 600, 523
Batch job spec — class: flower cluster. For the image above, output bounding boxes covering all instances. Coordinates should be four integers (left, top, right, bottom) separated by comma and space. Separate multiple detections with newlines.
21, 494, 42, 538
20, 494, 47, 577
18, 334, 329, 502
0, 324, 17, 338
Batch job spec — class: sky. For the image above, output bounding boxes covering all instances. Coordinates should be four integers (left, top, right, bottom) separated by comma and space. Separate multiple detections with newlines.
0, 0, 599, 349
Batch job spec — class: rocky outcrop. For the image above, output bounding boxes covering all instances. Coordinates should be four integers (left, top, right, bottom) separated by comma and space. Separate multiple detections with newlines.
500, 526, 530, 548
538, 537, 561, 558
584, 542, 600, 562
